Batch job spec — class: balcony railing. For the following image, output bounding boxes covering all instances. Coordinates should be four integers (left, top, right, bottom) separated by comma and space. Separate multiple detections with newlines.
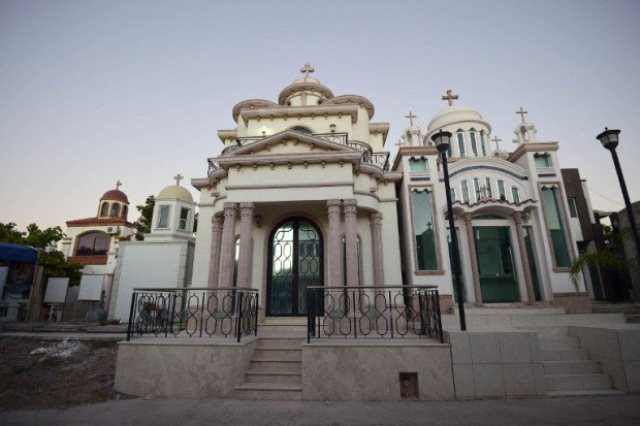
208, 131, 390, 176
126, 287, 259, 342
306, 285, 443, 343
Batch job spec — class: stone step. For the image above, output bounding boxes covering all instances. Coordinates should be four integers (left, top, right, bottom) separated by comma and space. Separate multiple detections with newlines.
540, 348, 589, 361
234, 383, 302, 400
544, 373, 612, 391
258, 324, 307, 333
543, 360, 602, 375
547, 389, 624, 397
244, 371, 302, 385
538, 336, 580, 351
256, 338, 304, 348
463, 305, 566, 315
442, 313, 626, 328
253, 348, 302, 361
249, 359, 302, 373
261, 317, 308, 325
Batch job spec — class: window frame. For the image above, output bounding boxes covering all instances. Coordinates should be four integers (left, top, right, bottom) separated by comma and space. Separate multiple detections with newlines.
408, 185, 444, 274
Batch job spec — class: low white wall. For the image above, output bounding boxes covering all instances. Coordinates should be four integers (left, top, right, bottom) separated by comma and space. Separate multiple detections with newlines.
302, 340, 454, 401
114, 338, 256, 398
569, 324, 640, 393
446, 329, 545, 399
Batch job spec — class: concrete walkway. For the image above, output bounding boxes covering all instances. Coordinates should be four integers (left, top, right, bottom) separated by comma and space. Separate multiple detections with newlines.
3, 395, 640, 425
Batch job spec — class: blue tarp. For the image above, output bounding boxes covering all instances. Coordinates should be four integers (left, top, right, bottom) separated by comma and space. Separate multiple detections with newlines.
0, 243, 38, 263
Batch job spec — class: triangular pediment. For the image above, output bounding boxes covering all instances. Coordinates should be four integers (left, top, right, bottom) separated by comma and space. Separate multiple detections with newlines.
223, 130, 353, 157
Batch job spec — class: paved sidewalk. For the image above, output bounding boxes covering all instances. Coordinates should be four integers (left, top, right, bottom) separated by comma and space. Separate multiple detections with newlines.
3, 394, 640, 425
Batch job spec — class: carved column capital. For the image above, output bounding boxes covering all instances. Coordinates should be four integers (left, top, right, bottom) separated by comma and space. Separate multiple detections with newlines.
211, 213, 223, 228
463, 212, 473, 223
343, 199, 357, 217
223, 202, 238, 218
370, 212, 383, 227
512, 211, 523, 225
327, 199, 342, 216
239, 202, 255, 218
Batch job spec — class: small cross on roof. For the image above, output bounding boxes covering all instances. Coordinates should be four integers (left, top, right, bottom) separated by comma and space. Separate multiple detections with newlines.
300, 63, 315, 77
441, 89, 459, 106
116, 180, 122, 190
516, 106, 528, 123
405, 111, 417, 127
174, 173, 183, 186
491, 136, 502, 151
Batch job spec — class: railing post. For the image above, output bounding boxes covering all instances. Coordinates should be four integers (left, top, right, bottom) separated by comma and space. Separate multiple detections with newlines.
418, 291, 427, 337
307, 289, 312, 344
389, 290, 394, 339
254, 292, 259, 336
435, 289, 444, 343
352, 290, 358, 339
168, 292, 177, 337
126, 291, 137, 341
236, 291, 244, 343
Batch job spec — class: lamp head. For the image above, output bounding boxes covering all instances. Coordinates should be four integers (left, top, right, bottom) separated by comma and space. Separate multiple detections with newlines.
431, 129, 453, 154
596, 127, 621, 150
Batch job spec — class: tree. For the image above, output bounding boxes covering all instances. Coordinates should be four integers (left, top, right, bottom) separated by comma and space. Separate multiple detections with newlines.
0, 222, 26, 244
134, 195, 155, 240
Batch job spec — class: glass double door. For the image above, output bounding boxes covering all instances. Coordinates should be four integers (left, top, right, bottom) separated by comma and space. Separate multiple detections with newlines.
267, 218, 322, 316
474, 226, 520, 303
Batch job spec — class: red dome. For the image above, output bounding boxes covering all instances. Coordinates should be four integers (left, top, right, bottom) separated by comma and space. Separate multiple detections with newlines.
100, 189, 129, 203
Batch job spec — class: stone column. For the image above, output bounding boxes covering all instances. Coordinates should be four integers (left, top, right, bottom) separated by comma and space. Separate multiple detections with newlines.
327, 200, 343, 287
370, 212, 385, 287
344, 199, 360, 287
236, 203, 254, 289
207, 214, 224, 289
217, 202, 238, 289
513, 212, 536, 304
463, 213, 483, 306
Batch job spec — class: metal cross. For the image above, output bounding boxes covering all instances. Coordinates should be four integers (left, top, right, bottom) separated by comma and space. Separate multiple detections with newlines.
441, 89, 459, 106
516, 106, 528, 123
491, 136, 502, 151
405, 111, 417, 127
116, 180, 122, 190
300, 63, 315, 77
174, 173, 183, 186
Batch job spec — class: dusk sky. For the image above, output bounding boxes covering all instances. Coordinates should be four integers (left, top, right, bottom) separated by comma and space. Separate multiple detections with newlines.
1, 0, 639, 230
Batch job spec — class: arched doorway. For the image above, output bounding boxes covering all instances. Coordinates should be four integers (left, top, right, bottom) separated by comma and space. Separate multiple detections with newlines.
267, 217, 323, 316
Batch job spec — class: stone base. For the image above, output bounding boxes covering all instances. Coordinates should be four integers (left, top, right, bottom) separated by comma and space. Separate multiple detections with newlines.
439, 295, 454, 315
552, 292, 591, 314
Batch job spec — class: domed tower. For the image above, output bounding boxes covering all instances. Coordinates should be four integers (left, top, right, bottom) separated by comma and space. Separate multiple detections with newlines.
424, 90, 492, 159
146, 174, 196, 241
97, 180, 130, 220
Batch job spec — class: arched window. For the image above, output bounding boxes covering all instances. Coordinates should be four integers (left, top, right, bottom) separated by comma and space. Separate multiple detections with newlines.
110, 203, 120, 217
121, 205, 128, 219
469, 128, 479, 157
290, 126, 313, 134
99, 202, 109, 217
75, 231, 109, 256
456, 130, 466, 157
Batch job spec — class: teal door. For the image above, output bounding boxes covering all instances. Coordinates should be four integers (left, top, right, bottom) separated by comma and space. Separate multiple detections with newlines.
474, 227, 520, 303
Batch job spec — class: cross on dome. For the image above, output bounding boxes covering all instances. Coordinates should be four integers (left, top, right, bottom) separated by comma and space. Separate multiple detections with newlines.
441, 89, 459, 107
492, 136, 502, 150
405, 111, 417, 127
174, 173, 184, 186
116, 180, 122, 190
300, 63, 315, 77
516, 106, 528, 123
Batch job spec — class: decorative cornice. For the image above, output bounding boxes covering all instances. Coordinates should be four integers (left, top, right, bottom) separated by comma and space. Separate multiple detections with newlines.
508, 142, 559, 162
447, 158, 529, 181
368, 122, 389, 144
278, 81, 334, 105
225, 130, 352, 157
232, 99, 278, 122
324, 95, 374, 119
217, 129, 237, 143
66, 217, 133, 227
392, 146, 438, 170
238, 104, 359, 126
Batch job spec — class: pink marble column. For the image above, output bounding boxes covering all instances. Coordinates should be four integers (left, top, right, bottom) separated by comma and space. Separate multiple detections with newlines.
217, 202, 238, 289
236, 203, 254, 289
343, 199, 360, 287
513, 212, 537, 304
327, 200, 343, 287
370, 212, 385, 287
463, 213, 483, 306
207, 214, 224, 289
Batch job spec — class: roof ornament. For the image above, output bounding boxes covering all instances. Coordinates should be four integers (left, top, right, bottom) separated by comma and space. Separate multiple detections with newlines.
441, 89, 459, 107
405, 111, 417, 127
492, 136, 502, 151
173, 173, 183, 186
300, 63, 315, 77
116, 179, 122, 190
516, 106, 528, 123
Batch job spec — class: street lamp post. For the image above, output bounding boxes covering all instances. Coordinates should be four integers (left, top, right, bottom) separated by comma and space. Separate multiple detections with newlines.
596, 128, 640, 270
431, 129, 467, 331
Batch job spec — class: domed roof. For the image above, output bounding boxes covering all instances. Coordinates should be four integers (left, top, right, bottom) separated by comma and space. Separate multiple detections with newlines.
277, 63, 334, 105
427, 105, 485, 133
101, 189, 128, 203
158, 185, 193, 203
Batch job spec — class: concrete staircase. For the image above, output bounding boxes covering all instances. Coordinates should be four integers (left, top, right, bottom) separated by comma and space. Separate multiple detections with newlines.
537, 327, 620, 396
234, 323, 305, 400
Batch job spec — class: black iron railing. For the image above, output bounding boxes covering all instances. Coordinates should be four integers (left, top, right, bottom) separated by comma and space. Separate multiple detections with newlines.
126, 287, 259, 342
306, 285, 443, 343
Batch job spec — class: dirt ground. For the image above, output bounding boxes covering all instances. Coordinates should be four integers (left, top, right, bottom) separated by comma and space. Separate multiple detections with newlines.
0, 336, 128, 410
